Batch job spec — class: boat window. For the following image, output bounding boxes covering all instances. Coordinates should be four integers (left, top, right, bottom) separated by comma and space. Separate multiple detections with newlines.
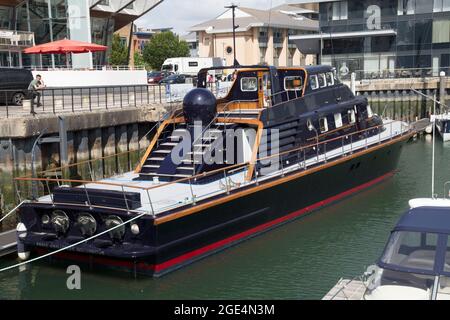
318, 74, 326, 88
334, 113, 343, 128
444, 237, 450, 273
310, 75, 319, 90
380, 231, 437, 273
367, 105, 374, 118
348, 109, 356, 124
284, 76, 303, 91
326, 72, 335, 86
319, 117, 329, 133
241, 77, 258, 92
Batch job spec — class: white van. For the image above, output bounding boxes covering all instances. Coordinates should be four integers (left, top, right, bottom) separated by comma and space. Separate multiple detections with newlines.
161, 57, 225, 76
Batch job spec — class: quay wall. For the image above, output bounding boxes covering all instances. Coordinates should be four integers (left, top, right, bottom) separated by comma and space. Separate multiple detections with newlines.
0, 104, 174, 173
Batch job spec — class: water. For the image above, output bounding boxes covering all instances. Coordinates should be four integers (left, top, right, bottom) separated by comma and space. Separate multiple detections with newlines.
1, 135, 450, 300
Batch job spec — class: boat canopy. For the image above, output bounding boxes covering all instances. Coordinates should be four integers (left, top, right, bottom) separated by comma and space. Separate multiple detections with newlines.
395, 207, 450, 234
378, 206, 450, 277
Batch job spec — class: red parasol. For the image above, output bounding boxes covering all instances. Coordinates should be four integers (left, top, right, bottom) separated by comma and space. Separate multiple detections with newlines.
23, 39, 108, 55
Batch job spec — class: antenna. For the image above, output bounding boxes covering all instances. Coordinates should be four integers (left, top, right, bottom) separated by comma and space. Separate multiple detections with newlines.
410, 88, 449, 198
225, 3, 239, 66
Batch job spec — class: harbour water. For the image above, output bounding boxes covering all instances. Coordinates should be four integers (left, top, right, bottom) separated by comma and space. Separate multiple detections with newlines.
0, 135, 449, 300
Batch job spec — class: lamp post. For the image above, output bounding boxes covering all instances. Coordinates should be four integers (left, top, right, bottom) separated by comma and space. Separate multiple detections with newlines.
225, 3, 239, 66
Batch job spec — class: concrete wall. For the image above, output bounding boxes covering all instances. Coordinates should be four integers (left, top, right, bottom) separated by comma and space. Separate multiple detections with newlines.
31, 70, 148, 88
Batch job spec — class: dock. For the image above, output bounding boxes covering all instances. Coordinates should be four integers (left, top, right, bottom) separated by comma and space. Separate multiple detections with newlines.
322, 278, 366, 300
0, 230, 17, 258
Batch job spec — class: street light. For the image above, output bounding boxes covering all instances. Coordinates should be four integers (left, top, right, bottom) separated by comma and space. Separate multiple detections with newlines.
225, 3, 240, 66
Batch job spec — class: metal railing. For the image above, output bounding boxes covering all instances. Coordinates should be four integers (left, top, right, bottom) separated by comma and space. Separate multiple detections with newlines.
0, 84, 181, 118
14, 119, 413, 218
342, 67, 449, 81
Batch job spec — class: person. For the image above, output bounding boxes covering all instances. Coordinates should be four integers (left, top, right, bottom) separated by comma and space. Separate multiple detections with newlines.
28, 74, 45, 107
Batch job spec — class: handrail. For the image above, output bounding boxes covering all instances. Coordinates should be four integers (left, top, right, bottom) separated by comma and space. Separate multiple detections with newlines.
16, 118, 413, 195
22, 105, 183, 179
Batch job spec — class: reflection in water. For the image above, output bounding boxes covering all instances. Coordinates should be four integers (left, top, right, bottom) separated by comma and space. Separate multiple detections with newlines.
0, 137, 450, 299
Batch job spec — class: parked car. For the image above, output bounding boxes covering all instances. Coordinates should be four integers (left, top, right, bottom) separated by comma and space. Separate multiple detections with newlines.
0, 68, 33, 106
159, 74, 192, 85
147, 71, 171, 85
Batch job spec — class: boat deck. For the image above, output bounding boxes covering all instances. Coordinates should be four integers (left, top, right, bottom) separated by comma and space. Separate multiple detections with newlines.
38, 120, 409, 216
322, 278, 366, 300
0, 230, 17, 258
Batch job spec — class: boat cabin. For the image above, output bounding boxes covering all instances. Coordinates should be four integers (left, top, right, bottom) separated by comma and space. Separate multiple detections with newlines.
365, 200, 450, 300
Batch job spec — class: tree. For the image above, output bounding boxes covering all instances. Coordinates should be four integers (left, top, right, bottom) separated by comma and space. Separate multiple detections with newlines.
142, 31, 190, 70
133, 52, 147, 69
110, 34, 129, 66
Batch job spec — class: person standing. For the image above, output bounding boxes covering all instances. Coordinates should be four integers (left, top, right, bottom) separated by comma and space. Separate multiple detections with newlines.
28, 74, 45, 108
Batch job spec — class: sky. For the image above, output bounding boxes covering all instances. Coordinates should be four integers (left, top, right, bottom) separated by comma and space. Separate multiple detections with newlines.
136, 0, 286, 35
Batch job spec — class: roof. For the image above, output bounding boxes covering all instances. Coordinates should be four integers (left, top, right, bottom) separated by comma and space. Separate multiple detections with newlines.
304, 65, 334, 74
190, 5, 319, 34
394, 206, 450, 234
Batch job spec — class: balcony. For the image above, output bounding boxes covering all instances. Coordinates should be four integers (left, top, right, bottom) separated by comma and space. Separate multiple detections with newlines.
258, 35, 268, 48
0, 30, 35, 49
273, 37, 284, 48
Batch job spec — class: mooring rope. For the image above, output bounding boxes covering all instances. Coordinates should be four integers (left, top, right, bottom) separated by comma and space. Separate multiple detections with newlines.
0, 201, 27, 224
0, 210, 150, 273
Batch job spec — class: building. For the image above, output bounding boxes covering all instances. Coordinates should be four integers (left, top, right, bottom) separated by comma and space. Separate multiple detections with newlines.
115, 24, 172, 65
180, 31, 199, 57
289, 0, 450, 78
190, 4, 319, 67
0, 0, 163, 69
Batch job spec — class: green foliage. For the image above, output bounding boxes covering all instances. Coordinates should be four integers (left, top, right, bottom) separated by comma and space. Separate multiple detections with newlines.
133, 52, 146, 68
110, 34, 129, 66
142, 31, 190, 70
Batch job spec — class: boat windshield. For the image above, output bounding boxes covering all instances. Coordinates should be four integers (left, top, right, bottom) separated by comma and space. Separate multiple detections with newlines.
380, 231, 438, 274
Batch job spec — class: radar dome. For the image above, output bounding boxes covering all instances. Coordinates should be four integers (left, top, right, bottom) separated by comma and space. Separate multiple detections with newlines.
182, 88, 217, 125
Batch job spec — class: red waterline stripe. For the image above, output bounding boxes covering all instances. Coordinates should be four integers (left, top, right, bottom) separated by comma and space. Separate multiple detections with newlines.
35, 171, 395, 274
154, 171, 395, 273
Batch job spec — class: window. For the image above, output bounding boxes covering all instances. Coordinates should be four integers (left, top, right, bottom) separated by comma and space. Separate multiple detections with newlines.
367, 105, 374, 118
398, 0, 415, 15
381, 231, 437, 272
348, 109, 356, 124
188, 61, 198, 67
332, 1, 348, 20
318, 74, 326, 88
241, 77, 258, 92
284, 76, 303, 91
334, 113, 343, 128
326, 72, 334, 86
433, 20, 450, 43
99, 0, 109, 5
319, 117, 329, 133
434, 0, 450, 12
310, 75, 319, 90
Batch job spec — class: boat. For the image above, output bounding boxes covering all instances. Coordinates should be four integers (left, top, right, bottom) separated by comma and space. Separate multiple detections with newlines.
14, 64, 414, 277
362, 198, 450, 300
433, 114, 450, 142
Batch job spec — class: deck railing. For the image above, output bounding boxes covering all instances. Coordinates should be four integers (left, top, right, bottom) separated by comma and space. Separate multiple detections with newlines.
14, 119, 413, 217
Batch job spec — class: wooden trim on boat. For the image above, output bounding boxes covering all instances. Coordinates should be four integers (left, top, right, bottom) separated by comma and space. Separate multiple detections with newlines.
246, 122, 264, 182
154, 131, 413, 226
135, 120, 170, 173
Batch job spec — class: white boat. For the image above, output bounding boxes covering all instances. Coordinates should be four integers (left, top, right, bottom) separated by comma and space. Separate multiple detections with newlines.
363, 198, 450, 300
431, 114, 450, 142
325, 197, 450, 300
